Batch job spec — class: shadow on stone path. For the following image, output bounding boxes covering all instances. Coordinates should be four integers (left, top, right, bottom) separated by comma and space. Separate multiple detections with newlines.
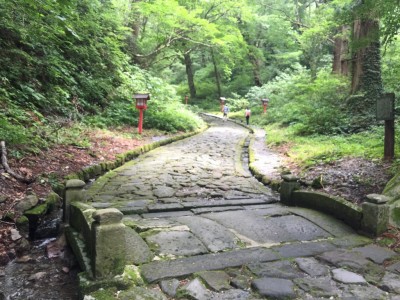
85, 115, 400, 299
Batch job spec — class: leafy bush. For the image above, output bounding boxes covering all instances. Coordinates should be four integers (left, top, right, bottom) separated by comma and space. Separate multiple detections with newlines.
146, 105, 204, 132
225, 93, 250, 112
0, 117, 29, 146
264, 123, 389, 166
247, 66, 350, 135
84, 66, 205, 132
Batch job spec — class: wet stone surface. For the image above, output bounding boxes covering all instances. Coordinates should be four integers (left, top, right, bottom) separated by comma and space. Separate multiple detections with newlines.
80, 116, 400, 299
6, 115, 395, 300
0, 238, 79, 300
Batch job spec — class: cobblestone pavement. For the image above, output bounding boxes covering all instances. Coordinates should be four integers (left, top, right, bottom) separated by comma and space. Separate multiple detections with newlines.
85, 115, 400, 300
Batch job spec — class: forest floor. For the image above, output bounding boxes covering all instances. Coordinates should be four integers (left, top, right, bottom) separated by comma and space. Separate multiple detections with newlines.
1, 125, 399, 266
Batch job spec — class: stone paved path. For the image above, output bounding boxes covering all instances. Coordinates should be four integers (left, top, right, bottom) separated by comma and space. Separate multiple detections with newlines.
86, 115, 400, 299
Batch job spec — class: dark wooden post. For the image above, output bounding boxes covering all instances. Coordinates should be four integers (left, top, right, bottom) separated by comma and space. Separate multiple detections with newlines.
384, 119, 395, 160
377, 93, 395, 160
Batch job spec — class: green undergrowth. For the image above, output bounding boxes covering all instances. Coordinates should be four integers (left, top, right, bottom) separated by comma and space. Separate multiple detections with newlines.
265, 123, 400, 168
2, 116, 198, 159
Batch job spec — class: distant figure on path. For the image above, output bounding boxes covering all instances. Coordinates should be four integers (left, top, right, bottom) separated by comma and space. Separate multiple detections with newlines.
223, 105, 229, 121
245, 107, 251, 125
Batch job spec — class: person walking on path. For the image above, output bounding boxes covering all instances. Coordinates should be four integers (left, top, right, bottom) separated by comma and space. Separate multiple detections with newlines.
223, 104, 229, 121
245, 107, 251, 125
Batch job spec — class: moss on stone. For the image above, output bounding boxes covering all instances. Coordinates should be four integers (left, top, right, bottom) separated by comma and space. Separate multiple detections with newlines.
123, 265, 145, 286
89, 287, 117, 300
390, 203, 400, 227
45, 192, 61, 212
248, 138, 256, 164
3, 211, 15, 221
122, 218, 139, 229
66, 228, 92, 274
363, 261, 385, 285
269, 179, 281, 191
65, 173, 80, 180
16, 215, 29, 233
79, 271, 131, 296
383, 174, 400, 203
16, 215, 29, 226
24, 203, 48, 216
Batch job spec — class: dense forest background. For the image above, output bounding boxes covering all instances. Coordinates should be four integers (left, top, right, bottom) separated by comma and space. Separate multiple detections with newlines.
1, 0, 400, 160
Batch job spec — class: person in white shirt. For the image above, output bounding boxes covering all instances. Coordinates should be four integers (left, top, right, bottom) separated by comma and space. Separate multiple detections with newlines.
245, 108, 251, 125
223, 105, 229, 121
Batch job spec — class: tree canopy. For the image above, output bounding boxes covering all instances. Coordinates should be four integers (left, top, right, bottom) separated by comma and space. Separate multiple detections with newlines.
1, 0, 400, 149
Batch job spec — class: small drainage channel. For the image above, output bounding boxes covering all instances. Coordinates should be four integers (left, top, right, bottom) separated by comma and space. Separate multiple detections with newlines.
241, 136, 251, 175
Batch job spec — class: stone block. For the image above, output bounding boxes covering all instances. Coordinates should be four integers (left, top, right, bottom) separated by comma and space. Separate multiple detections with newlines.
65, 227, 92, 276
361, 202, 389, 236
366, 194, 390, 204
280, 176, 300, 206
92, 209, 126, 279
15, 194, 38, 213
64, 179, 86, 223
70, 202, 96, 257
93, 208, 123, 225
45, 192, 61, 212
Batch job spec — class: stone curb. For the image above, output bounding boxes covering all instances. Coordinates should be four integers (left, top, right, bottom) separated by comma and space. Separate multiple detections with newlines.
63, 126, 208, 185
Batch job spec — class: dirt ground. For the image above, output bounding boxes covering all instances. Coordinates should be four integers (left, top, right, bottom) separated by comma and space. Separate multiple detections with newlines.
0, 127, 164, 265
289, 157, 393, 205
0, 126, 399, 265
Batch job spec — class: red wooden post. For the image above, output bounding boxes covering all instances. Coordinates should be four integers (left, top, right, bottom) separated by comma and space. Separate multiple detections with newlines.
134, 93, 150, 135
138, 108, 144, 134
185, 95, 188, 105
261, 98, 269, 114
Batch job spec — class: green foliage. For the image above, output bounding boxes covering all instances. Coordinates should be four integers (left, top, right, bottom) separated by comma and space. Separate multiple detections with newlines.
0, 0, 204, 154
224, 93, 250, 112
1, 0, 399, 163
0, 117, 29, 146
247, 67, 350, 135
83, 65, 205, 132
146, 105, 204, 132
265, 123, 388, 166
0, 0, 131, 117
382, 38, 400, 99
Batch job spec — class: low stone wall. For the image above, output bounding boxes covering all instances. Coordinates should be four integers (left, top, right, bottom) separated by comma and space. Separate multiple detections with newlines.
64, 180, 126, 281
382, 173, 400, 227
280, 175, 390, 237
291, 190, 363, 230
62, 128, 206, 185
61, 128, 207, 289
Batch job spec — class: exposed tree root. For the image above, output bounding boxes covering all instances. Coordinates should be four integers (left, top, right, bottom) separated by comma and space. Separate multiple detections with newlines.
1, 141, 34, 184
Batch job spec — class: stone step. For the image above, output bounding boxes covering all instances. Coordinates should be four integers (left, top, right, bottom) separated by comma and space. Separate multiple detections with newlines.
140, 247, 280, 283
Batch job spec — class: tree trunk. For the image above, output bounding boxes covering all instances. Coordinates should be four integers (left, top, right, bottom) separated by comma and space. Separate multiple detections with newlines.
347, 15, 383, 129
332, 25, 349, 76
184, 52, 196, 99
130, 0, 142, 65
250, 54, 262, 87
351, 18, 382, 100
211, 49, 222, 97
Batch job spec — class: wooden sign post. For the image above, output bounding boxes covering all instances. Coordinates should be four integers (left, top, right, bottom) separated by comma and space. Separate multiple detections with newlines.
376, 93, 395, 160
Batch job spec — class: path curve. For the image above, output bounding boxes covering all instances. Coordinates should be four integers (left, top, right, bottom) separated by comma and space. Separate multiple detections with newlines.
84, 115, 400, 300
